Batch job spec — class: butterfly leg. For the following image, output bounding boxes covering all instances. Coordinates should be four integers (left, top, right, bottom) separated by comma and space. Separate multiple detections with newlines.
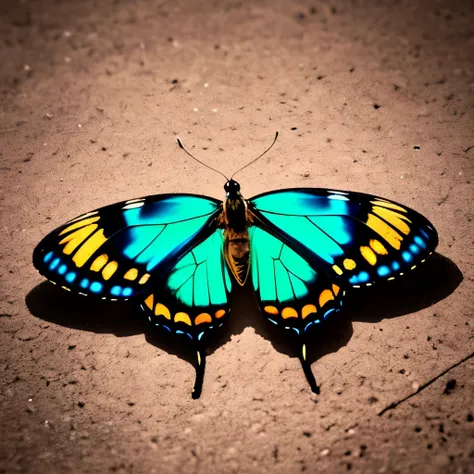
192, 345, 206, 399
299, 341, 320, 395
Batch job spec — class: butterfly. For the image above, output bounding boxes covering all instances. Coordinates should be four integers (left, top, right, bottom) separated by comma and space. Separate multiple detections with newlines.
33, 134, 438, 398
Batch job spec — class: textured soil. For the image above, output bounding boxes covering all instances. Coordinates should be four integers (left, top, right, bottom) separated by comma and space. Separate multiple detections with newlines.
1, 0, 473, 473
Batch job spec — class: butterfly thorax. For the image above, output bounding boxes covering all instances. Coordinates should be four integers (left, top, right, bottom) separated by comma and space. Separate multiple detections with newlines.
222, 180, 252, 286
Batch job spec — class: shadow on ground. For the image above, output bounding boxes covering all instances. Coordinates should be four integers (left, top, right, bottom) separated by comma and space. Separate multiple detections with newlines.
26, 252, 462, 387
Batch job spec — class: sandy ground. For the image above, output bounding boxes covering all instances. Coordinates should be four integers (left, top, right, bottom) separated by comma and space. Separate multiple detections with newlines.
1, 0, 473, 472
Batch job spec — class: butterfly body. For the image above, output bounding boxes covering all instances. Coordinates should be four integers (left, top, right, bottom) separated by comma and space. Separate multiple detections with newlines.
33, 178, 438, 398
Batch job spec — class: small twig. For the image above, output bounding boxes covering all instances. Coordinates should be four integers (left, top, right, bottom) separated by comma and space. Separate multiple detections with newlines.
378, 350, 474, 416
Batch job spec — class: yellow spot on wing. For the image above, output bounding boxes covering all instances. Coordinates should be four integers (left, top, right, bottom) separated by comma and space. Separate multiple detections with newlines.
195, 313, 212, 325
144, 294, 154, 310
124, 268, 138, 281
72, 229, 107, 267
332, 264, 343, 275
264, 305, 279, 315
360, 246, 377, 265
197, 351, 201, 365
370, 199, 407, 213
155, 303, 170, 319
102, 261, 118, 280
369, 239, 388, 255
332, 284, 340, 296
372, 206, 410, 235
343, 258, 356, 270
302, 344, 307, 361
282, 307, 298, 319
215, 309, 226, 319
366, 214, 402, 250
61, 224, 98, 255
319, 289, 334, 308
302, 304, 317, 319
138, 273, 150, 285
59, 216, 100, 236
90, 254, 108, 271
175, 312, 192, 326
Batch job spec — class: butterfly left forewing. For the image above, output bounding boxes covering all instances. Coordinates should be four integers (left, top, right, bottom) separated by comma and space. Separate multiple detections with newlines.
33, 194, 221, 300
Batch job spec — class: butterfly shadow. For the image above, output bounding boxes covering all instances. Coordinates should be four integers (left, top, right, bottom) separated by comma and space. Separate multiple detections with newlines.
26, 253, 462, 392
25, 282, 230, 370
227, 252, 462, 380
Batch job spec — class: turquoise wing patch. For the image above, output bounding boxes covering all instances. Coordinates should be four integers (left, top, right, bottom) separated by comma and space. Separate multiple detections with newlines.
250, 189, 438, 288
33, 194, 221, 300
250, 225, 344, 335
140, 228, 232, 342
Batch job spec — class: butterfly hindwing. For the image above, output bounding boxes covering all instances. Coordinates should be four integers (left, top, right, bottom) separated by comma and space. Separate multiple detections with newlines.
33, 194, 222, 300
139, 227, 233, 398
249, 189, 438, 288
140, 228, 232, 342
249, 225, 344, 333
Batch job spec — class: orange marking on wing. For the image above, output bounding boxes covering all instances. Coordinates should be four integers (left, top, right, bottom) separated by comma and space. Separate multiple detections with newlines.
215, 309, 226, 319
281, 307, 298, 319
264, 305, 279, 315
175, 312, 192, 326
319, 289, 334, 308
302, 304, 317, 319
144, 294, 154, 310
155, 303, 171, 320
195, 313, 212, 325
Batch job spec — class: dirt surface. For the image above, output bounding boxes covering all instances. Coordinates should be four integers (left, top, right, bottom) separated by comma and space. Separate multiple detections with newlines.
1, 0, 473, 473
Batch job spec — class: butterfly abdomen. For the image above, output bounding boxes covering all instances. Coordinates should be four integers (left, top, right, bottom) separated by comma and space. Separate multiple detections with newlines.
222, 195, 252, 286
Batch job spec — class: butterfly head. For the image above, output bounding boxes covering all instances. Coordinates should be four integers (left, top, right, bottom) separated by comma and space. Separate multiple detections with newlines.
224, 179, 241, 198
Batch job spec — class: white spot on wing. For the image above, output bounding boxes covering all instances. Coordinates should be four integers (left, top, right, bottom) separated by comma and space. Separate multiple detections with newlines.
328, 194, 350, 201
122, 202, 145, 210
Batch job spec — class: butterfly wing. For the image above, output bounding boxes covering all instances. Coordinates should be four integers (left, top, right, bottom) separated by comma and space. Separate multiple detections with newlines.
140, 227, 232, 340
249, 189, 438, 288
139, 227, 232, 398
248, 188, 438, 393
33, 194, 222, 300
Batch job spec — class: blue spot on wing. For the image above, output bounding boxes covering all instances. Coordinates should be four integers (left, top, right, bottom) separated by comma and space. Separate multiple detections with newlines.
65, 272, 76, 283
90, 281, 103, 293
377, 265, 390, 277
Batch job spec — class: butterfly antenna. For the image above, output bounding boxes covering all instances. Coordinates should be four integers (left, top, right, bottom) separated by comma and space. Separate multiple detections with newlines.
192, 346, 206, 399
230, 131, 279, 180
299, 342, 320, 395
176, 137, 229, 181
